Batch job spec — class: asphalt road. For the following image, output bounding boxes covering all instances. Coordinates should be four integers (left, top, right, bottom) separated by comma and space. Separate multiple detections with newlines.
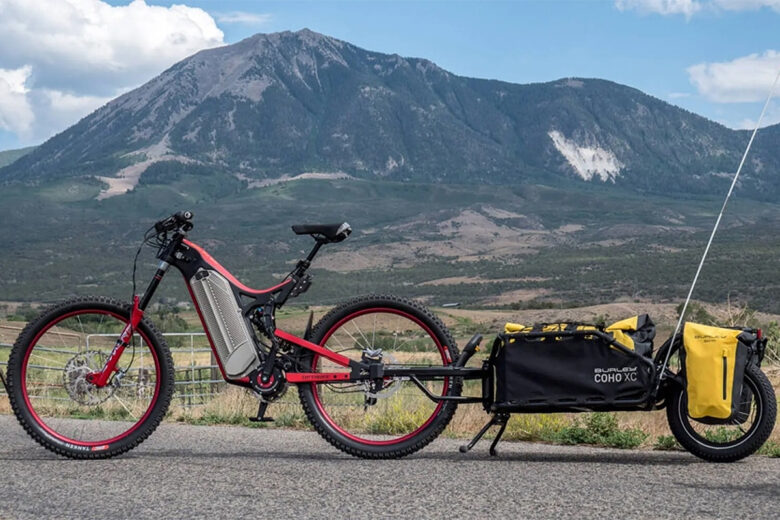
0, 415, 777, 520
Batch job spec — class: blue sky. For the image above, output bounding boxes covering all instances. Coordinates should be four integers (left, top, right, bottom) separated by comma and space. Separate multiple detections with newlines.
1, 0, 779, 151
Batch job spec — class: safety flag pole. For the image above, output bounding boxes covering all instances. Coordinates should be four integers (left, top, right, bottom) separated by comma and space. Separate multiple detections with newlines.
658, 67, 780, 385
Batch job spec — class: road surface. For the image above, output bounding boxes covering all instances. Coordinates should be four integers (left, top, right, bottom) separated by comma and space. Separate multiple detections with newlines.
0, 416, 777, 519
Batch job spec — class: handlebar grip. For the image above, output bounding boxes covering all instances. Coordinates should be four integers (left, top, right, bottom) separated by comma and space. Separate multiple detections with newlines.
154, 210, 194, 233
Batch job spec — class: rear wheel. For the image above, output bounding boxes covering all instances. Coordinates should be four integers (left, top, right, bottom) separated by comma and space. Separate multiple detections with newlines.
7, 297, 174, 459
298, 295, 461, 458
666, 363, 776, 462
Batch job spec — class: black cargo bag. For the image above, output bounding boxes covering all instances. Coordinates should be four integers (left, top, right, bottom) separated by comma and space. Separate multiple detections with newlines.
491, 318, 656, 411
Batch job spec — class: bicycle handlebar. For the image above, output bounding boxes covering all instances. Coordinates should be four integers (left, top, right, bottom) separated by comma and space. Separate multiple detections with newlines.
154, 210, 194, 233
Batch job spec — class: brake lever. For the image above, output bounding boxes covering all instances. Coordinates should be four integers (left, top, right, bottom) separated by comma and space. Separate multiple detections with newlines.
154, 217, 174, 234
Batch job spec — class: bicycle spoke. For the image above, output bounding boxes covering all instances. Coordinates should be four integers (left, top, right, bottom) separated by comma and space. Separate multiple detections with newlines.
341, 327, 368, 351
351, 321, 372, 350
371, 313, 377, 350
113, 395, 138, 421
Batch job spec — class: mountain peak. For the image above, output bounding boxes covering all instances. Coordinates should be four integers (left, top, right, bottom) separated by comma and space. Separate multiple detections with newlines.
239, 28, 346, 52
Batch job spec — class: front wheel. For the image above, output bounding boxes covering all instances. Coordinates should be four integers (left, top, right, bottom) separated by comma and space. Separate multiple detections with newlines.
666, 363, 776, 462
7, 297, 174, 459
297, 295, 461, 459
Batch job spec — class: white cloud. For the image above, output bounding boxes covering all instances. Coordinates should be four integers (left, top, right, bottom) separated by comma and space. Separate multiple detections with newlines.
0, 0, 225, 144
735, 101, 780, 129
615, 0, 702, 17
215, 11, 272, 25
616, 0, 780, 16
688, 50, 780, 103
31, 89, 116, 137
0, 66, 35, 136
712, 0, 780, 11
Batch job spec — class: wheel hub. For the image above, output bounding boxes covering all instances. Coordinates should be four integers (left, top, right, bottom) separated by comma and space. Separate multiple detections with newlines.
63, 351, 116, 405
363, 351, 402, 400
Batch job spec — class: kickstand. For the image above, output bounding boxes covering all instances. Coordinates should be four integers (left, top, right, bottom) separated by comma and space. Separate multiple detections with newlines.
459, 413, 510, 456
489, 415, 509, 456
249, 400, 274, 423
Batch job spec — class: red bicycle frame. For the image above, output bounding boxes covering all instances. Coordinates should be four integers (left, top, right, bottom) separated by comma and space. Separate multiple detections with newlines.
87, 215, 482, 396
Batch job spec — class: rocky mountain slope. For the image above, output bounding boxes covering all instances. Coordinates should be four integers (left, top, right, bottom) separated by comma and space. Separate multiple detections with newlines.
2, 29, 777, 198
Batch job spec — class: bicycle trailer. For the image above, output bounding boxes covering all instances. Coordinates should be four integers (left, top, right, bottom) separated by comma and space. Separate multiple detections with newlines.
457, 314, 774, 460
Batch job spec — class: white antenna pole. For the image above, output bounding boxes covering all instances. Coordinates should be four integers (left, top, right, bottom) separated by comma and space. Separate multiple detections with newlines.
658, 66, 780, 382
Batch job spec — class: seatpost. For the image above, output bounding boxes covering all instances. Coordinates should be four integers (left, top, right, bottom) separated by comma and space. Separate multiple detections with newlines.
293, 240, 324, 276
306, 240, 324, 262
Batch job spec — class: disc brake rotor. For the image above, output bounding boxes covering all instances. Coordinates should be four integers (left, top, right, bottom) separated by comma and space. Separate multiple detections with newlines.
63, 350, 116, 405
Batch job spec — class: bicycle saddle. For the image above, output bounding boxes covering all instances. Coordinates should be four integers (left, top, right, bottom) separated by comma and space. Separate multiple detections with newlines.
291, 222, 352, 243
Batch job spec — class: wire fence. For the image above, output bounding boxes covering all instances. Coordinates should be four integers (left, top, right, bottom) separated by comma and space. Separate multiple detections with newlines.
0, 329, 227, 408
1, 325, 777, 410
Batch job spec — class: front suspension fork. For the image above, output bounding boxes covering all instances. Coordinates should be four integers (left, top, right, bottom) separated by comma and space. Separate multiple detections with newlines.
85, 295, 145, 388
86, 260, 170, 388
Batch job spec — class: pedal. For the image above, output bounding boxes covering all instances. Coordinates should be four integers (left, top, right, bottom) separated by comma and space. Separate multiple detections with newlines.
249, 401, 274, 423
248, 416, 274, 423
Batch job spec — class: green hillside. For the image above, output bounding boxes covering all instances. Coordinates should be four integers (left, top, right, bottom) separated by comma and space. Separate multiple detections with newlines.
0, 173, 777, 312
0, 146, 36, 168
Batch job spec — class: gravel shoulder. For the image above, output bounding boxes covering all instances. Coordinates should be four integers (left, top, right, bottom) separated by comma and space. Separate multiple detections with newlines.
0, 415, 777, 520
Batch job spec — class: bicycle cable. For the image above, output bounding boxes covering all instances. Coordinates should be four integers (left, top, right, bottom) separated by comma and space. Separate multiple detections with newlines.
122, 223, 160, 377
657, 66, 780, 388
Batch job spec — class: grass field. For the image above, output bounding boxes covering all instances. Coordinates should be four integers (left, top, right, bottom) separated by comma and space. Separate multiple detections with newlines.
1, 302, 778, 454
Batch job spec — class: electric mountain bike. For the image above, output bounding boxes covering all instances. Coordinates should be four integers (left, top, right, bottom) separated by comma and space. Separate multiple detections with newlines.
5, 211, 483, 459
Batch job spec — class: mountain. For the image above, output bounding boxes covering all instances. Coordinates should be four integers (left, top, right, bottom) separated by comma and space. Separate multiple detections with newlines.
0, 146, 36, 168
1, 29, 777, 198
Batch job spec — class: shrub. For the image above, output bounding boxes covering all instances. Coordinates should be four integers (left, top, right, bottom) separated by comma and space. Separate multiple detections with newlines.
7, 303, 40, 322
676, 302, 716, 325
758, 441, 780, 458
653, 435, 682, 451
546, 413, 648, 449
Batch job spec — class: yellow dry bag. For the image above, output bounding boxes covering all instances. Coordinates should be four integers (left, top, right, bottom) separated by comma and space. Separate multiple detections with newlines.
681, 322, 749, 421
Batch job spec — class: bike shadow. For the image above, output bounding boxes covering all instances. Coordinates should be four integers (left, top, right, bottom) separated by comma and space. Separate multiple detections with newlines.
126, 447, 698, 466
0, 444, 703, 466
